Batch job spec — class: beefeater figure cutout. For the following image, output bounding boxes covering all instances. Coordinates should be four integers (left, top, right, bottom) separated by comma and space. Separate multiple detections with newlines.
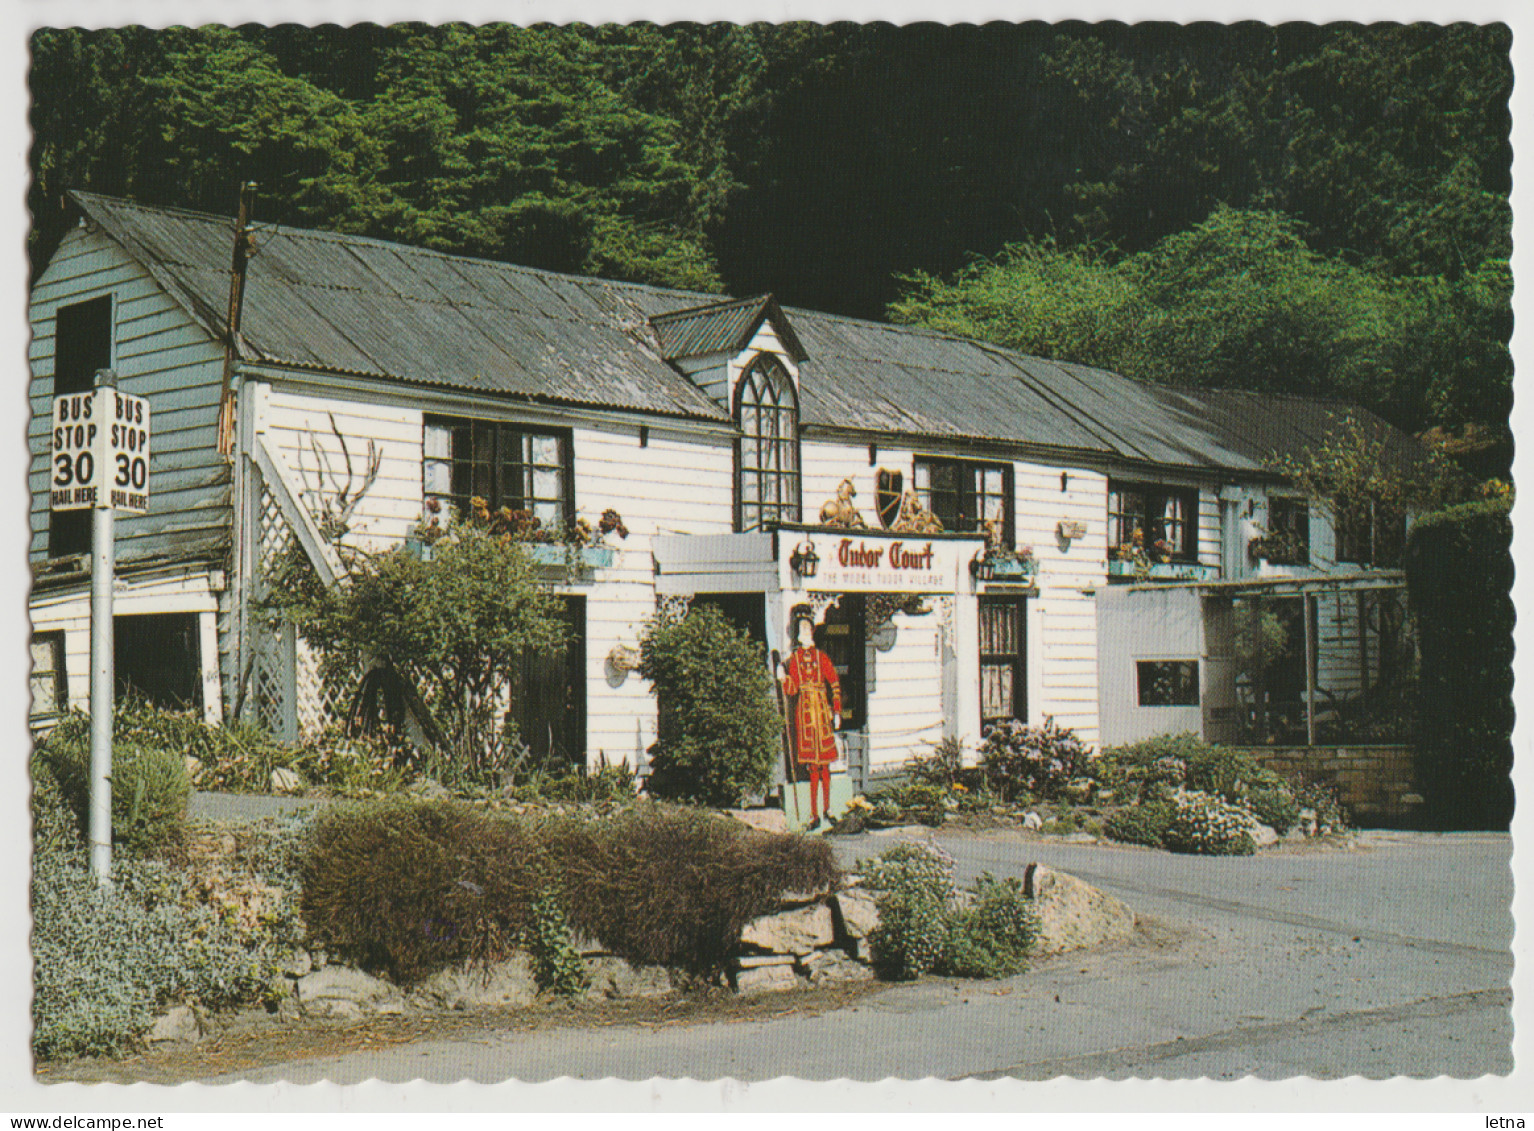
779, 609, 842, 829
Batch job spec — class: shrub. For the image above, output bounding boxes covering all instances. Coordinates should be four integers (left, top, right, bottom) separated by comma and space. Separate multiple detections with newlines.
906, 736, 968, 788
1103, 802, 1174, 847
1245, 786, 1300, 836
979, 718, 1089, 801
269, 520, 570, 785
300, 799, 549, 982
38, 720, 191, 855
555, 804, 840, 973
943, 873, 1040, 979
638, 605, 781, 807
526, 890, 587, 996
1404, 497, 1514, 830
31, 788, 294, 1061
867, 781, 948, 827
300, 799, 839, 981
859, 843, 1039, 982
1162, 791, 1256, 856
860, 843, 956, 981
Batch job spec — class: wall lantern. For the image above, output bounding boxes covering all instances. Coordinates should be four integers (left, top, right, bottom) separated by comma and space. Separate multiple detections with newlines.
790, 540, 820, 578
969, 553, 996, 581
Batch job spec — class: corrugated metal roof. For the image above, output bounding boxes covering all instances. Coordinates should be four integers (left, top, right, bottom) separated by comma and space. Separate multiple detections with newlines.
650, 294, 807, 362
70, 192, 1428, 477
72, 192, 730, 422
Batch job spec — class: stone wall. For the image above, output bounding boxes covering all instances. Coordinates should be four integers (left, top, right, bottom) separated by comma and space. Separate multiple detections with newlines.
1247, 745, 1421, 826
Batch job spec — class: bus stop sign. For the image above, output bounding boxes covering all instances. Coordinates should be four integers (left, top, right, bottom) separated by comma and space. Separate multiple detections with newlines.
51, 387, 150, 514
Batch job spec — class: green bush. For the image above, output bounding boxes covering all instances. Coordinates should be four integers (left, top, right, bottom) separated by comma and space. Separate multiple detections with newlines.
1245, 786, 1300, 836
30, 788, 299, 1061
1405, 497, 1514, 829
867, 781, 948, 827
1103, 802, 1174, 847
300, 799, 839, 981
38, 718, 191, 854
979, 718, 1089, 801
270, 520, 570, 785
943, 873, 1040, 979
859, 843, 1039, 982
639, 605, 781, 807
859, 843, 956, 980
1163, 791, 1256, 856
526, 890, 587, 996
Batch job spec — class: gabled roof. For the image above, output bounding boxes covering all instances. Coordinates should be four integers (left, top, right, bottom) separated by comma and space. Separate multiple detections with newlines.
63, 191, 1429, 479
69, 191, 730, 423
650, 294, 807, 364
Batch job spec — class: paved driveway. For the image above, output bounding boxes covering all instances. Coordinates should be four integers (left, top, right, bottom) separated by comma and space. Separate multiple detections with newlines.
202, 827, 1513, 1083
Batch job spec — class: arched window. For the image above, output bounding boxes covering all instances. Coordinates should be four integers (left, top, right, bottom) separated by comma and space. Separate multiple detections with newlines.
735, 354, 800, 531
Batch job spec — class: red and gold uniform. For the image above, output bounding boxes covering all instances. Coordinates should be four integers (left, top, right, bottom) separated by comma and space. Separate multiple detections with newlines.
782, 643, 841, 825
782, 646, 842, 766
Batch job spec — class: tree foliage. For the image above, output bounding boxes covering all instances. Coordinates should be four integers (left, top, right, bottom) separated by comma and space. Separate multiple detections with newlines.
890, 208, 1510, 433
28, 23, 841, 289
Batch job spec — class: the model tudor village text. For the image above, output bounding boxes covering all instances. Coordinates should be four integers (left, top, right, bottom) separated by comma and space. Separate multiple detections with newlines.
27, 193, 1513, 1059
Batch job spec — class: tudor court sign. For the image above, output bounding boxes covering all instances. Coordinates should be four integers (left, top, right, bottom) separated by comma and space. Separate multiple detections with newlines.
51, 386, 151, 514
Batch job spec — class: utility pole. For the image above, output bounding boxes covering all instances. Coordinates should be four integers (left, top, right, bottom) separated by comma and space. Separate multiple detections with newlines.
216, 182, 257, 459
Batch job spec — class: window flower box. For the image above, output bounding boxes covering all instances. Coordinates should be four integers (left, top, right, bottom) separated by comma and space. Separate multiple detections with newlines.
527, 544, 615, 569
1107, 559, 1219, 582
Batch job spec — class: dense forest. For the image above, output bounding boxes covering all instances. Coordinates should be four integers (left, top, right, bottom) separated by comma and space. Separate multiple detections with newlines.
29, 22, 1512, 460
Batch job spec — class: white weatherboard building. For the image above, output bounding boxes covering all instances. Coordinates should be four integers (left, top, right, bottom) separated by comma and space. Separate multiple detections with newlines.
28, 193, 1428, 789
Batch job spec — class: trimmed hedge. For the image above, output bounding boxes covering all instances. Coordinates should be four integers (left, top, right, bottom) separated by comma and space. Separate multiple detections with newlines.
1404, 497, 1514, 829
300, 799, 841, 982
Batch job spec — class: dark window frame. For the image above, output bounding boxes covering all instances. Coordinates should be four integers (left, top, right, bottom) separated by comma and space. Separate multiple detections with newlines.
978, 594, 1027, 725
423, 415, 576, 532
48, 296, 113, 558
912, 456, 1015, 543
1107, 480, 1199, 562
1136, 660, 1201, 707
733, 353, 801, 532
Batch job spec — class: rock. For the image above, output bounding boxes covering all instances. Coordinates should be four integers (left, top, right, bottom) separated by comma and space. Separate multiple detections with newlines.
296, 965, 403, 1017
1024, 864, 1136, 955
832, 888, 880, 941
798, 949, 874, 985
147, 1005, 202, 1045
1244, 818, 1279, 848
269, 767, 304, 795
740, 903, 835, 955
1022, 811, 1043, 830
735, 953, 797, 969
409, 955, 537, 1011
583, 956, 673, 999
283, 949, 313, 978
779, 883, 838, 905
1062, 831, 1098, 844
734, 963, 802, 995
724, 808, 789, 834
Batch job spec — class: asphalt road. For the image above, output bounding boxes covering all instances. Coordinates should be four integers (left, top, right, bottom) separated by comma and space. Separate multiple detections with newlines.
201, 827, 1514, 1083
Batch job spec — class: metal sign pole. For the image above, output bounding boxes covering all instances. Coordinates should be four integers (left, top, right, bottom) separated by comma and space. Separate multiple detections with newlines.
88, 369, 117, 886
